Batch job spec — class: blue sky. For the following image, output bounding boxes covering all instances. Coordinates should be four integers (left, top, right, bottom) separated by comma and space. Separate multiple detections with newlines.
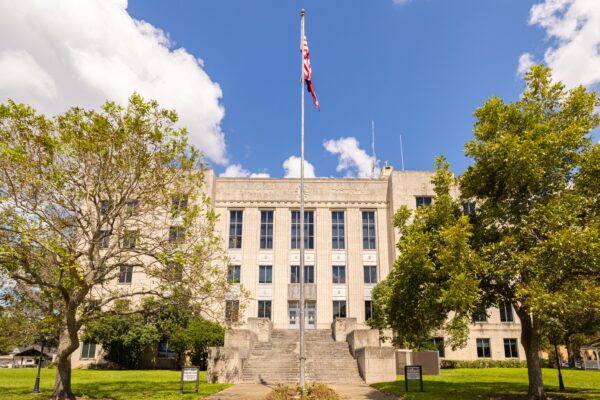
127, 0, 546, 176
1, 1, 598, 178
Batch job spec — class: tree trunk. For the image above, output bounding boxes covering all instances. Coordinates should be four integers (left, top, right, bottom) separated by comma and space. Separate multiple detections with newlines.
517, 309, 546, 400
52, 324, 80, 400
566, 337, 575, 368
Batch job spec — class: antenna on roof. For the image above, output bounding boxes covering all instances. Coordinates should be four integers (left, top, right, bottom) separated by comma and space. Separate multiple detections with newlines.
371, 120, 376, 179
399, 134, 405, 171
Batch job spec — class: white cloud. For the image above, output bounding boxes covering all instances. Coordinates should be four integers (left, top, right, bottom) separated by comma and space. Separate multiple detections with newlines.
517, 53, 536, 77
219, 164, 270, 178
528, 0, 600, 87
393, 0, 413, 5
323, 137, 377, 179
282, 156, 316, 178
0, 50, 57, 100
0, 0, 227, 164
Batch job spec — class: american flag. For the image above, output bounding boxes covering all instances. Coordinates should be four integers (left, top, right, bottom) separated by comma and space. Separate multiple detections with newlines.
302, 35, 319, 111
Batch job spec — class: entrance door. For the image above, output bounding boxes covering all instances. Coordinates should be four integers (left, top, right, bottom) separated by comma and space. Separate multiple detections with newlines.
288, 301, 316, 329
288, 302, 299, 329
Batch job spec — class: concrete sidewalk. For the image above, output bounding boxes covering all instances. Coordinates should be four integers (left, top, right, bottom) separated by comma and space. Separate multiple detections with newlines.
205, 384, 274, 399
205, 383, 398, 400
330, 384, 398, 400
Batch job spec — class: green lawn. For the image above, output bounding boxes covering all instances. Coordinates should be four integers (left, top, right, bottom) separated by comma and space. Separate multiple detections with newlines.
0, 369, 231, 400
372, 368, 600, 400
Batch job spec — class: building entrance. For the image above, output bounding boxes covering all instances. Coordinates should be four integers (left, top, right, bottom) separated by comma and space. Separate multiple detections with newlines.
288, 301, 316, 329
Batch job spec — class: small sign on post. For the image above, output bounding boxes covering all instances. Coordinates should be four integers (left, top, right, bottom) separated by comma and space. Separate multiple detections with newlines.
180, 366, 200, 394
404, 365, 423, 392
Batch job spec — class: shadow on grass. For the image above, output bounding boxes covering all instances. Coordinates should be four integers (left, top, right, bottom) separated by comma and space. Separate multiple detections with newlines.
72, 379, 230, 400
372, 379, 600, 400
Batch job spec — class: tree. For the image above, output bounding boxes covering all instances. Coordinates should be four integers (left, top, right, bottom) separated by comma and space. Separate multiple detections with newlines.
370, 157, 483, 351
170, 317, 225, 369
83, 297, 192, 369
372, 66, 600, 400
0, 95, 239, 399
460, 65, 600, 399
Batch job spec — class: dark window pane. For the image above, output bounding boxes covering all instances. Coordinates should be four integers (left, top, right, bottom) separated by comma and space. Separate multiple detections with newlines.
362, 211, 376, 250
432, 337, 445, 358
228, 265, 241, 283
365, 301, 372, 321
500, 302, 514, 322
290, 265, 299, 283
333, 300, 347, 319
229, 210, 243, 249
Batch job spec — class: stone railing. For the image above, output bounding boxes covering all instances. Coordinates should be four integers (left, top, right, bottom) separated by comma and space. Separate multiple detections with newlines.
332, 318, 396, 383
207, 317, 272, 384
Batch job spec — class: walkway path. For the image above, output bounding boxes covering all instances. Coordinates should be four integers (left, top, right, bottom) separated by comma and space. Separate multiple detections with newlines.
205, 383, 398, 400
330, 383, 398, 399
205, 384, 273, 399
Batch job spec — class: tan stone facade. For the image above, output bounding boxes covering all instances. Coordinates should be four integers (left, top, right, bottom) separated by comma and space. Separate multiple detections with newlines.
72, 166, 525, 367
209, 166, 525, 361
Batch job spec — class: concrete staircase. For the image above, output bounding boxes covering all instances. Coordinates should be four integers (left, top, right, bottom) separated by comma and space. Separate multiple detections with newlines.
240, 329, 363, 384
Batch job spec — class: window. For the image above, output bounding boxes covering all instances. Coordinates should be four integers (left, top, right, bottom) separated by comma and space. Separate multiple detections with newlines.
157, 340, 176, 359
499, 301, 514, 322
229, 210, 243, 249
364, 266, 378, 284
225, 300, 240, 323
168, 262, 183, 282
99, 230, 110, 249
416, 196, 433, 208
332, 211, 345, 250
228, 265, 241, 284
472, 306, 488, 322
171, 194, 188, 213
81, 343, 96, 359
332, 266, 346, 284
504, 338, 519, 358
291, 210, 314, 249
333, 301, 347, 319
258, 300, 272, 319
304, 265, 314, 284
462, 202, 476, 215
126, 199, 139, 216
259, 265, 272, 284
290, 265, 314, 283
432, 337, 445, 358
122, 230, 138, 249
365, 300, 373, 321
290, 265, 299, 284
476, 338, 491, 358
100, 200, 112, 215
118, 265, 133, 284
362, 211, 376, 249
168, 226, 185, 244
260, 211, 274, 249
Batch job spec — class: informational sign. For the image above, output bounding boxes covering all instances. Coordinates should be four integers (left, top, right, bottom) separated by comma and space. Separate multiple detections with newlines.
404, 365, 423, 392
180, 366, 199, 393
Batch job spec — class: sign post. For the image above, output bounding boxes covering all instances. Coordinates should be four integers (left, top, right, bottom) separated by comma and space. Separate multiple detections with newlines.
404, 365, 423, 392
180, 366, 200, 394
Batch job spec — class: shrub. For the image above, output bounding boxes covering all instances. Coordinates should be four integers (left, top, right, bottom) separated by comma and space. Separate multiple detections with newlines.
265, 384, 341, 400
440, 359, 527, 369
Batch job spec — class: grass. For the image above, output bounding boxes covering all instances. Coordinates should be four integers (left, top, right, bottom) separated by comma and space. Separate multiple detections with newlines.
372, 368, 600, 400
0, 369, 231, 400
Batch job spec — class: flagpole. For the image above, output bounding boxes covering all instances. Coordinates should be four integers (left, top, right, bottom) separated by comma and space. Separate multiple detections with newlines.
299, 8, 306, 396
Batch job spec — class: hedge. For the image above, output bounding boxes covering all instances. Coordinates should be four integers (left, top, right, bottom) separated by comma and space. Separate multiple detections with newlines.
440, 359, 528, 369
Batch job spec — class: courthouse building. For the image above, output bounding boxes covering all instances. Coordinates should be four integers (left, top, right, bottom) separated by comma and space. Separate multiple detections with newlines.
72, 165, 525, 367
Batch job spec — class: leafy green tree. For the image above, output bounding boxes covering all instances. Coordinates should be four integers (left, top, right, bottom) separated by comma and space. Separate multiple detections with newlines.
373, 66, 600, 400
83, 297, 192, 368
370, 157, 483, 351
170, 318, 225, 369
0, 95, 240, 400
